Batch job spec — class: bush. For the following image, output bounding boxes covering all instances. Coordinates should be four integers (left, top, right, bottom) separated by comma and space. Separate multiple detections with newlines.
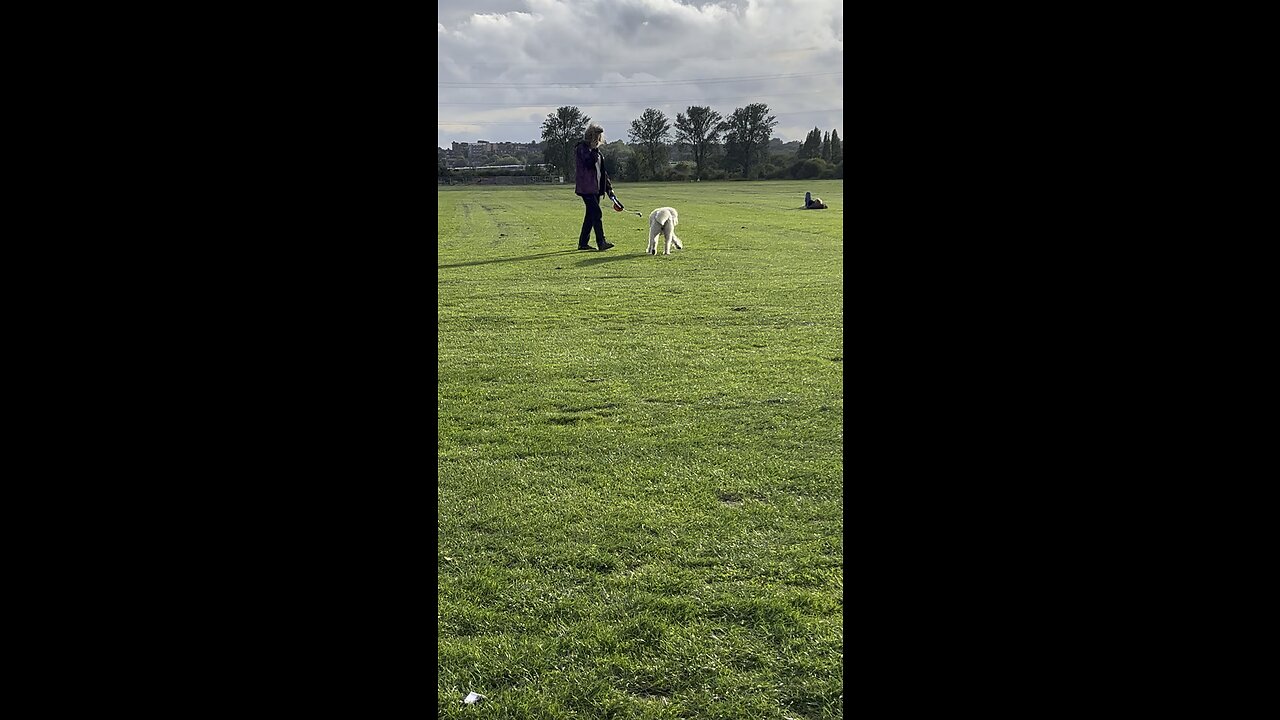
665, 161, 696, 181
791, 158, 830, 180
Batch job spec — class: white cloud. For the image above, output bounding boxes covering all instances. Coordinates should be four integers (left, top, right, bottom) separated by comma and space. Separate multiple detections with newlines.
438, 0, 842, 148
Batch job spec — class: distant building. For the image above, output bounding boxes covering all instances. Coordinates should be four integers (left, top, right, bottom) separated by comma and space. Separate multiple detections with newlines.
443, 140, 544, 169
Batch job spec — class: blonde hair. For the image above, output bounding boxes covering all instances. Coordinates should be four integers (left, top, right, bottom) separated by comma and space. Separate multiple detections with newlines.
584, 124, 605, 148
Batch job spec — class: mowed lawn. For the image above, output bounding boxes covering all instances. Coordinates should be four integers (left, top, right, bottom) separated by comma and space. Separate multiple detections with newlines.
438, 180, 843, 719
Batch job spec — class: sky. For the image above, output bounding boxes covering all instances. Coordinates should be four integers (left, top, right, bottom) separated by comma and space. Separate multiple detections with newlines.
438, 0, 843, 149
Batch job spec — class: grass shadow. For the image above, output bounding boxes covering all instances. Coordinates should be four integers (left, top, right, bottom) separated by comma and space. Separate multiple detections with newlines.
439, 249, 580, 269
575, 253, 649, 267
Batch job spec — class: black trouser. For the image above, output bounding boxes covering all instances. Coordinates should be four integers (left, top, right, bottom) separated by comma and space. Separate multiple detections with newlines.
578, 193, 605, 245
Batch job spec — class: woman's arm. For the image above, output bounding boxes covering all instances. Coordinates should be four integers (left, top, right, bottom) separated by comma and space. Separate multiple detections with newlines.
599, 152, 612, 192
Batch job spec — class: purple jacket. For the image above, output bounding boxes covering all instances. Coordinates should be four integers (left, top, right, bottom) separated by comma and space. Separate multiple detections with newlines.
574, 141, 611, 196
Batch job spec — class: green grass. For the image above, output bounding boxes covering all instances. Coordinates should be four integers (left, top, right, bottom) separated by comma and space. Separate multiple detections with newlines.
438, 179, 843, 719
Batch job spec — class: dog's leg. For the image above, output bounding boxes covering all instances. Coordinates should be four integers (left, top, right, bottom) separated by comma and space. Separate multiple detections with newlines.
663, 218, 674, 255
672, 233, 683, 250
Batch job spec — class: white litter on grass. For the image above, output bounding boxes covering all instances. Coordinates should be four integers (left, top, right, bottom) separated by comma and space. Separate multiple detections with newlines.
463, 692, 486, 705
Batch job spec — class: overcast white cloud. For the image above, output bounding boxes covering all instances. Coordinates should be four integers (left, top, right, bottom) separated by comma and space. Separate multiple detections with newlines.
438, 0, 842, 148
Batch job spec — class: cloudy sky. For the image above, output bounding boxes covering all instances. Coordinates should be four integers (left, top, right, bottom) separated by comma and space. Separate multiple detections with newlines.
438, 0, 843, 149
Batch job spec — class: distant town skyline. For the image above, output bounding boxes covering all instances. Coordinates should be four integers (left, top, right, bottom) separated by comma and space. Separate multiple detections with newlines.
435, 124, 838, 150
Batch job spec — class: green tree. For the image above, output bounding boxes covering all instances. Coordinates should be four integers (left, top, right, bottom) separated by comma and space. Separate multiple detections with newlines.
822, 131, 831, 162
628, 108, 672, 180
601, 139, 631, 180
792, 157, 830, 179
830, 129, 842, 165
721, 103, 778, 179
674, 106, 724, 182
798, 126, 822, 159
540, 106, 590, 181
624, 153, 642, 182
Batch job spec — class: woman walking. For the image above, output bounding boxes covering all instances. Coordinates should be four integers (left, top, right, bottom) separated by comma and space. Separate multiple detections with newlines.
574, 124, 614, 251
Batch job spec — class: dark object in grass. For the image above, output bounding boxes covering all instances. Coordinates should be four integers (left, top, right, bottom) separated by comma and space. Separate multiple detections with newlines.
804, 191, 829, 209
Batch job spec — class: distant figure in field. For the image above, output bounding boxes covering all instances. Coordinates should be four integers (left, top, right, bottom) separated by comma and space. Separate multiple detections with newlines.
804, 191, 828, 209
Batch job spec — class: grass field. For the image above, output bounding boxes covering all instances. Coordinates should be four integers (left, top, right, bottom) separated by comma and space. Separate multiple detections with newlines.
438, 179, 844, 718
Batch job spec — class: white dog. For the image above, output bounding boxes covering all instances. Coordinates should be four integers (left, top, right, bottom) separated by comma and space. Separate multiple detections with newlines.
647, 207, 683, 256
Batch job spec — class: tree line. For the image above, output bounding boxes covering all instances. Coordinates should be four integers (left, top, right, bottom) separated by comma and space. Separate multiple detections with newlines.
537, 104, 842, 183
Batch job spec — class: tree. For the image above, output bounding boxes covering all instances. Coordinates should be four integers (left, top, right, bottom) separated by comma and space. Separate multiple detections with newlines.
830, 129, 842, 165
721, 103, 778, 179
541, 106, 590, 180
792, 158, 830, 179
822, 131, 831, 162
628, 108, 672, 180
601, 139, 631, 180
674, 106, 724, 182
798, 126, 822, 160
